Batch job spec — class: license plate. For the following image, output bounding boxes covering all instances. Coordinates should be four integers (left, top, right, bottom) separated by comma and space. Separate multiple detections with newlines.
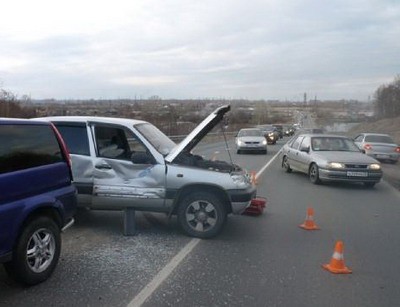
347, 171, 368, 177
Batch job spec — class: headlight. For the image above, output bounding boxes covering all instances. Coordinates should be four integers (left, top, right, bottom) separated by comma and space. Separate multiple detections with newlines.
231, 174, 250, 187
237, 140, 243, 146
327, 162, 345, 169
262, 139, 267, 145
368, 163, 381, 170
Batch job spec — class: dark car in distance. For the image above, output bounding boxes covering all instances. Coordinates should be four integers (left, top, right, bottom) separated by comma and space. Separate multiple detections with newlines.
0, 118, 77, 285
257, 125, 279, 144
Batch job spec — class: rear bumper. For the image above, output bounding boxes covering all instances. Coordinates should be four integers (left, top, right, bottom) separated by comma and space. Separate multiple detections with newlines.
366, 152, 399, 162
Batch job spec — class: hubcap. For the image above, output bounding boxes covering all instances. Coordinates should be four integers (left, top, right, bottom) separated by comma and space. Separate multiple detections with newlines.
283, 158, 288, 169
310, 166, 317, 179
26, 228, 56, 273
185, 200, 218, 233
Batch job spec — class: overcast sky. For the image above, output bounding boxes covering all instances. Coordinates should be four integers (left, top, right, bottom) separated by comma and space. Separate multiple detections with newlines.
1, 0, 399, 101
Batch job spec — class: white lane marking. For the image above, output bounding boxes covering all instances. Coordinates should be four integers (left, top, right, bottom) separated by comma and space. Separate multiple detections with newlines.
256, 148, 283, 179
127, 238, 201, 307
128, 146, 283, 306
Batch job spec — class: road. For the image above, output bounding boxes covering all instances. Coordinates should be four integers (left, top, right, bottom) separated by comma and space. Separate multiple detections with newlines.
1, 137, 400, 306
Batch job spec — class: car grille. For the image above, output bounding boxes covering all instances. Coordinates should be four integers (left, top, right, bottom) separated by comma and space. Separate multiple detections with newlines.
245, 141, 260, 144
344, 164, 368, 169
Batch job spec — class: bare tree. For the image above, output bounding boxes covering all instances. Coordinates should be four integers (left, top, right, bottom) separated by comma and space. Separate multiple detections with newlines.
374, 75, 400, 119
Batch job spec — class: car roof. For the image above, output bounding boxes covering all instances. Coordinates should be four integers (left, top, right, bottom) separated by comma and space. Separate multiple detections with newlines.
239, 128, 261, 131
297, 134, 350, 138
34, 116, 147, 126
0, 117, 50, 125
360, 132, 391, 137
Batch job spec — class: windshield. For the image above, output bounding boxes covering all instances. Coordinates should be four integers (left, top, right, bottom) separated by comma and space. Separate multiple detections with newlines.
311, 137, 360, 152
365, 135, 394, 143
238, 129, 263, 137
134, 122, 176, 155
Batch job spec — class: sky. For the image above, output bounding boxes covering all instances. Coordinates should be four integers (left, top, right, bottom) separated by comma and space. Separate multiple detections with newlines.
0, 0, 399, 101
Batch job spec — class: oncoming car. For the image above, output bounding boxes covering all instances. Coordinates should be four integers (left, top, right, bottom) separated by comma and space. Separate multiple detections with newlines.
257, 125, 279, 144
281, 134, 383, 187
235, 128, 267, 154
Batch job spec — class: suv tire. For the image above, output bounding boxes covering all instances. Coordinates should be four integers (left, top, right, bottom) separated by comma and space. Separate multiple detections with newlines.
4, 216, 61, 285
177, 192, 227, 239
282, 156, 292, 173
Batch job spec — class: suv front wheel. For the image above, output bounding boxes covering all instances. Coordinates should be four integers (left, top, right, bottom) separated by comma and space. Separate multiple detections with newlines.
4, 216, 61, 285
177, 192, 227, 239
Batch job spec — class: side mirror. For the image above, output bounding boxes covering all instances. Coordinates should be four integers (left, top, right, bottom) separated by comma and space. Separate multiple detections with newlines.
300, 145, 310, 153
131, 152, 154, 164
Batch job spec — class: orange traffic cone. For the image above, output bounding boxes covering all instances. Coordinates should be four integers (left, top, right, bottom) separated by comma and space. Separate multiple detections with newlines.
322, 241, 352, 274
250, 171, 258, 185
299, 207, 319, 230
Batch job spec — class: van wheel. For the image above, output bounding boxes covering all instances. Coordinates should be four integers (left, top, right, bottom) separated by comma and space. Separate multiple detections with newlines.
4, 216, 61, 285
177, 192, 227, 239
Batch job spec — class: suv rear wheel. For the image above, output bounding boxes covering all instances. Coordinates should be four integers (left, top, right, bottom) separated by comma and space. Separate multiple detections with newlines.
177, 192, 227, 239
4, 216, 61, 285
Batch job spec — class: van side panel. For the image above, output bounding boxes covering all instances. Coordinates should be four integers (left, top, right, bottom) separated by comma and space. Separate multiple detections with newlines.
0, 163, 76, 258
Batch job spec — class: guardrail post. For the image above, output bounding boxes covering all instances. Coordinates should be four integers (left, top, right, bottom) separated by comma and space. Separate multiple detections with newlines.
123, 208, 136, 236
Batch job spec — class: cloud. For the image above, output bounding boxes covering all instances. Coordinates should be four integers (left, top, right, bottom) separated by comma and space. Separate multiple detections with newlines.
0, 0, 399, 100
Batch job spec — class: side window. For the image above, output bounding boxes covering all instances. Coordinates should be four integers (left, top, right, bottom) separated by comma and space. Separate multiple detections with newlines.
94, 125, 148, 160
0, 124, 63, 174
291, 136, 304, 150
299, 136, 310, 150
54, 123, 90, 156
354, 135, 363, 142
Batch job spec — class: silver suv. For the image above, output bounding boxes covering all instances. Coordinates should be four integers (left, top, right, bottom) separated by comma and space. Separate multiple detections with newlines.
37, 105, 256, 238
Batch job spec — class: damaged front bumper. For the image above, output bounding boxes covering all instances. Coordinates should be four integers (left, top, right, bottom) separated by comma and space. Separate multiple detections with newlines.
227, 185, 257, 214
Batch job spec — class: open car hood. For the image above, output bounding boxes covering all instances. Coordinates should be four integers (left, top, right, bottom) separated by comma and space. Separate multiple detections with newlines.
165, 105, 230, 163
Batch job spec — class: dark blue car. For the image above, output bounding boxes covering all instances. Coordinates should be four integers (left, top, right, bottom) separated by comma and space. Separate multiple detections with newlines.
0, 119, 77, 285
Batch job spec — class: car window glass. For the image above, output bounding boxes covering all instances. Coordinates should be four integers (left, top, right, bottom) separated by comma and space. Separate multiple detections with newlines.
135, 123, 175, 155
291, 136, 303, 149
300, 136, 310, 149
354, 135, 363, 142
0, 124, 63, 174
364, 135, 394, 143
54, 123, 90, 156
238, 129, 262, 137
94, 125, 148, 160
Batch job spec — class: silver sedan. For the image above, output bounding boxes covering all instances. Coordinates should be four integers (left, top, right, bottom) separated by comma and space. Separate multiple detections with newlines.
281, 134, 383, 188
354, 133, 400, 164
235, 128, 267, 154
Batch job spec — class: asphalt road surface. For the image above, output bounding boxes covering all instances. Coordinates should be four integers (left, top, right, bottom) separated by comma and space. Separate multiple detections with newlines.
1, 137, 400, 307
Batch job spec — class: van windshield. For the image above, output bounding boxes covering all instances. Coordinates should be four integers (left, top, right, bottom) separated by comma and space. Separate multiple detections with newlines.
135, 123, 176, 155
